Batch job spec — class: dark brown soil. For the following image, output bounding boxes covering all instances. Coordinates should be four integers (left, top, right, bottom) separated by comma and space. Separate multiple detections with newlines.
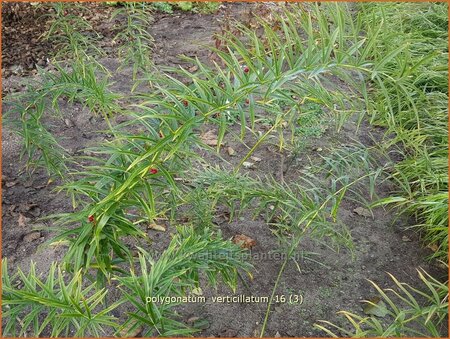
1, 2, 447, 338
1, 2, 117, 78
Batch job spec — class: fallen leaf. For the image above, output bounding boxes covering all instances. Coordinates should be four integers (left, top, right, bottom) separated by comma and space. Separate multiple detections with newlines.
23, 231, 41, 243
242, 161, 254, 169
227, 146, 235, 156
233, 234, 256, 249
188, 65, 199, 73
200, 130, 219, 146
147, 223, 166, 232
353, 207, 372, 218
427, 243, 439, 252
250, 156, 262, 162
18, 213, 28, 227
191, 287, 203, 296
64, 118, 74, 128
362, 297, 388, 317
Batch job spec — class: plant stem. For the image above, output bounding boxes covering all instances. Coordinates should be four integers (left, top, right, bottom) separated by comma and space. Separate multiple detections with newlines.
260, 258, 289, 338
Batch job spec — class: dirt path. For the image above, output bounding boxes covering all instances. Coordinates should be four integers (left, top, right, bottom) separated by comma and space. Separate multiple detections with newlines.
1, 3, 447, 337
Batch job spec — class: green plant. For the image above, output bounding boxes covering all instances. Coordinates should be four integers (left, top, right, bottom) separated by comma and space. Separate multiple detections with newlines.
117, 226, 252, 336
359, 2, 448, 261
1, 259, 122, 337
150, 2, 174, 13
146, 2, 370, 164
44, 2, 105, 68
3, 88, 69, 178
150, 2, 219, 14
2, 225, 251, 337
191, 2, 220, 14
42, 63, 121, 122
3, 2, 122, 178
132, 4, 398, 335
294, 102, 328, 138
46, 105, 204, 283
112, 2, 154, 79
314, 269, 448, 337
3, 2, 446, 337
3, 59, 120, 178
43, 4, 120, 125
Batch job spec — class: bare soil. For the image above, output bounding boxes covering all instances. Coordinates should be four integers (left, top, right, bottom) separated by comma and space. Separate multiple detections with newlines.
1, 2, 447, 337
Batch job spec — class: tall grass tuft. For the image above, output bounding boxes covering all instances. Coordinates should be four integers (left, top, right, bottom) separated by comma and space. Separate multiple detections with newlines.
315, 268, 448, 337
360, 2, 448, 260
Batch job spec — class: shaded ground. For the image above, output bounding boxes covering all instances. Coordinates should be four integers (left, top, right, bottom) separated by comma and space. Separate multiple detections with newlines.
1, 2, 447, 337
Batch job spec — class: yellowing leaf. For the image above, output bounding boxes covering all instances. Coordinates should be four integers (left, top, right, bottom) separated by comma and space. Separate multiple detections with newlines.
362, 297, 389, 317
147, 223, 166, 232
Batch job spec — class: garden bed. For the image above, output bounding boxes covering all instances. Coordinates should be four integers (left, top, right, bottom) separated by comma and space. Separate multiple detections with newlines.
2, 2, 448, 338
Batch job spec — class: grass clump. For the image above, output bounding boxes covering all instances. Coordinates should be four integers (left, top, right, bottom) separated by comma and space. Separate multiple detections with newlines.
111, 2, 154, 79
315, 269, 448, 337
360, 2, 448, 261
117, 226, 251, 337
150, 2, 220, 14
1, 259, 122, 337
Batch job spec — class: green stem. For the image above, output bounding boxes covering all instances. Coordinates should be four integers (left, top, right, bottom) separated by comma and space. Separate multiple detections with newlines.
260, 258, 289, 338
260, 172, 375, 336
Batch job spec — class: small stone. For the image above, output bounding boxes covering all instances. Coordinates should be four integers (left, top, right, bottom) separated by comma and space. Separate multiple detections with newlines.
242, 161, 254, 169
227, 146, 235, 156
18, 213, 29, 227
402, 235, 412, 242
64, 118, 75, 128
5, 181, 17, 188
353, 207, 372, 218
